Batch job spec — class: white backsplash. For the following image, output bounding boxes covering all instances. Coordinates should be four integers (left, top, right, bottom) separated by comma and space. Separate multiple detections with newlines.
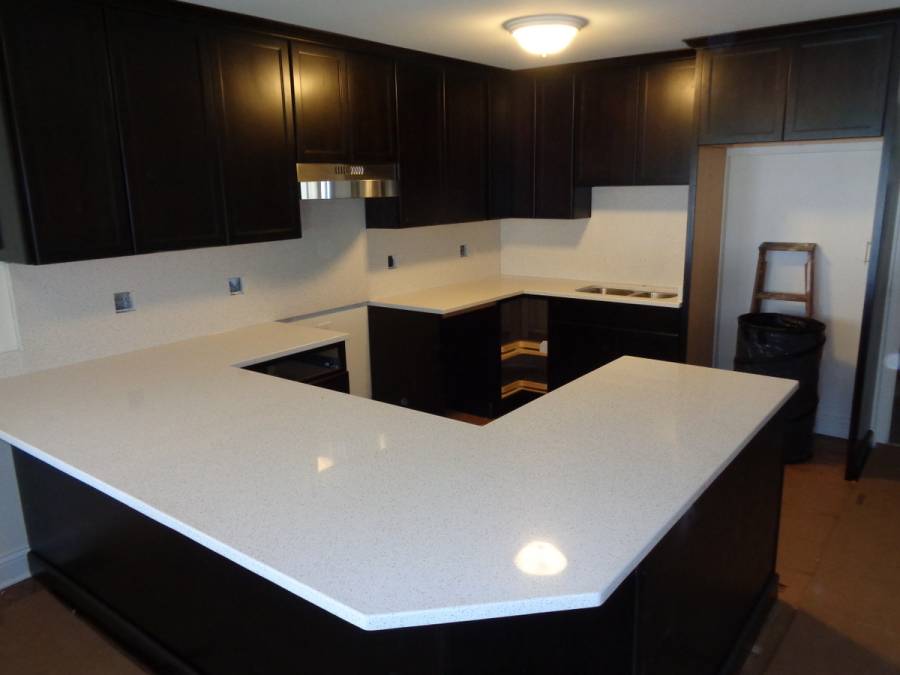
367, 220, 501, 298
501, 186, 690, 289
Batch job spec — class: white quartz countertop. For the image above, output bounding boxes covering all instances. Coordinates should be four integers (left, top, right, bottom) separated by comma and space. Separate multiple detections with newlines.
0, 322, 795, 631
369, 275, 682, 314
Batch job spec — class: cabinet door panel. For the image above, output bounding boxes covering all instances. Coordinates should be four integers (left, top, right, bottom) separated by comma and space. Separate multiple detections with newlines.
785, 25, 893, 141
109, 9, 225, 253
699, 44, 789, 145
210, 31, 300, 243
535, 74, 576, 218
637, 60, 695, 185
293, 43, 348, 162
443, 68, 488, 223
549, 320, 680, 390
0, 1, 132, 263
442, 304, 499, 418
395, 60, 444, 226
575, 67, 640, 186
508, 75, 537, 217
347, 52, 396, 163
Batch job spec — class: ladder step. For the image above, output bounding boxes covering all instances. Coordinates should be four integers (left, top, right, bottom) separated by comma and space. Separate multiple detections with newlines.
759, 242, 816, 252
754, 291, 809, 302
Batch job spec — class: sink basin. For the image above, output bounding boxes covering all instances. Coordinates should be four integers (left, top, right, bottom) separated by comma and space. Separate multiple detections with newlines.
576, 286, 634, 296
631, 291, 678, 299
576, 285, 678, 300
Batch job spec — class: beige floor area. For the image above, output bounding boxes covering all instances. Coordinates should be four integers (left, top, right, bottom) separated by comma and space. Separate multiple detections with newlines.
741, 437, 900, 675
1, 435, 898, 674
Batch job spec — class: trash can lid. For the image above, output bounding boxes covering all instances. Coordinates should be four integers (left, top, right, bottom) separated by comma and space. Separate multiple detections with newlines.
737, 312, 826, 334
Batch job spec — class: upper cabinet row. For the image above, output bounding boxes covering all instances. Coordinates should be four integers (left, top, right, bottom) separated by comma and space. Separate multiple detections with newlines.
0, 1, 395, 264
698, 24, 894, 145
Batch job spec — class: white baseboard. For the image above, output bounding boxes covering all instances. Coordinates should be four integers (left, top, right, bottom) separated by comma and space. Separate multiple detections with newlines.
0, 546, 30, 589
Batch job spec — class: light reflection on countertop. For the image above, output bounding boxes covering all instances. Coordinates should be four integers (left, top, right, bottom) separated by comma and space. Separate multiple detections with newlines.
515, 541, 568, 576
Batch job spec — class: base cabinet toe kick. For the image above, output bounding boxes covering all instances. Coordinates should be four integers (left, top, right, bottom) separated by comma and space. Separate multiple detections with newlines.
12, 413, 783, 675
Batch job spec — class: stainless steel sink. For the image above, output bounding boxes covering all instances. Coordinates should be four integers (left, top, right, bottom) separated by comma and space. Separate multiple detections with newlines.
576, 285, 678, 300
576, 286, 635, 296
631, 291, 678, 299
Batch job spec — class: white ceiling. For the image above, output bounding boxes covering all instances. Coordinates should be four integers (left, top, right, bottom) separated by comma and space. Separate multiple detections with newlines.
190, 0, 900, 69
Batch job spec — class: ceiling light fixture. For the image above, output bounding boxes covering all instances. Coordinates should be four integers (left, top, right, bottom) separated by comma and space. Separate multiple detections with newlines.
503, 14, 588, 57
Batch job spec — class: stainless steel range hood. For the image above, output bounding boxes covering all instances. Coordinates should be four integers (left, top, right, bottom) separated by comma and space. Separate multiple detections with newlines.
297, 163, 398, 200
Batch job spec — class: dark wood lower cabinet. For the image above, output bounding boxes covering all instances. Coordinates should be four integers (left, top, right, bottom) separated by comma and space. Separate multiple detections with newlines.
370, 299, 683, 417
548, 298, 682, 390
12, 411, 783, 674
368, 305, 499, 418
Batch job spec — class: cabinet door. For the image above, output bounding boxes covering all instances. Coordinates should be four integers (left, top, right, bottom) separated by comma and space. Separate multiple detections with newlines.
347, 52, 396, 163
507, 75, 537, 217
443, 67, 489, 224
395, 60, 444, 227
549, 320, 680, 389
442, 304, 500, 418
698, 43, 789, 145
575, 67, 640, 186
210, 31, 300, 244
785, 25, 893, 141
108, 9, 225, 253
369, 306, 444, 414
0, 1, 132, 263
637, 59, 696, 185
293, 43, 349, 162
534, 73, 577, 218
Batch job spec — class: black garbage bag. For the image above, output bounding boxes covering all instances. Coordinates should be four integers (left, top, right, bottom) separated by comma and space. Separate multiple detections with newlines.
734, 313, 826, 463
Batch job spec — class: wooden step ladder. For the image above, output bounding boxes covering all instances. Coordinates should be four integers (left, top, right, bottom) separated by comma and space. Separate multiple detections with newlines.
751, 242, 817, 317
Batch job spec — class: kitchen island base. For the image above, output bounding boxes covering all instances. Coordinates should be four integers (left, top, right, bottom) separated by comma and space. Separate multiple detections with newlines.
13, 416, 783, 675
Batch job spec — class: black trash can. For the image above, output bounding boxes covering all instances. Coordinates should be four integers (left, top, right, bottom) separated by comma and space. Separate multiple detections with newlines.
733, 313, 826, 463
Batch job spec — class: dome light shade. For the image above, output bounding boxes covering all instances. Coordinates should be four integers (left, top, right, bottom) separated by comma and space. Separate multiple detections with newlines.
503, 14, 588, 57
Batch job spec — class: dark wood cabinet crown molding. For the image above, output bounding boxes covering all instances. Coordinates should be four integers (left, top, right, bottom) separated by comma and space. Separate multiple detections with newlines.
685, 8, 900, 49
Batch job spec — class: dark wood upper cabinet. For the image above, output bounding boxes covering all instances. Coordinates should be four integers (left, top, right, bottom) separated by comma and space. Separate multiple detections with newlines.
292, 43, 348, 162
0, 1, 132, 264
347, 52, 396, 163
575, 67, 640, 186
784, 25, 893, 141
534, 73, 591, 219
636, 59, 696, 185
209, 30, 301, 244
443, 67, 489, 223
699, 43, 789, 144
490, 73, 537, 218
393, 60, 445, 227
108, 9, 225, 253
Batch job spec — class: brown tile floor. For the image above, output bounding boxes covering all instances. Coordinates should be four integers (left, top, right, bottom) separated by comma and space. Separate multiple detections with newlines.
1, 435, 898, 674
741, 436, 900, 675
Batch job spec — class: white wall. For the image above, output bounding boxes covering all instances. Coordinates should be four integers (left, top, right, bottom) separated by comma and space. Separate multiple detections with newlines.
873, 206, 900, 444
0, 263, 19, 354
500, 186, 689, 289
367, 220, 501, 297
715, 141, 883, 439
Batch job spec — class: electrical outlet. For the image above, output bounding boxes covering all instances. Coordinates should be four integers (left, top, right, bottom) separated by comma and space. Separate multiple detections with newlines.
387, 255, 397, 269
114, 291, 134, 313
459, 244, 468, 258
228, 276, 244, 295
